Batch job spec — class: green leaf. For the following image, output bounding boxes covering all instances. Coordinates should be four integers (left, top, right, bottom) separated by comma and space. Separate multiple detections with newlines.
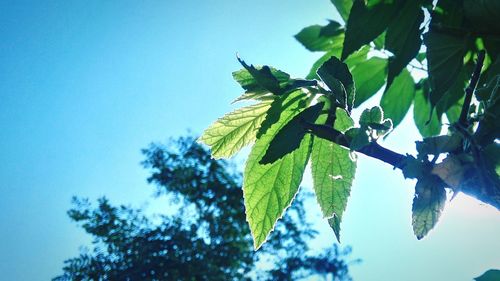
360, 106, 383, 125
414, 84, 441, 137
435, 67, 468, 118
199, 100, 272, 159
257, 94, 307, 139
341, 0, 398, 60
260, 102, 324, 164
475, 269, 500, 281
464, 0, 500, 35
351, 57, 387, 107
295, 21, 343, 52
237, 58, 288, 95
311, 111, 356, 242
475, 75, 500, 146
317, 57, 355, 111
416, 134, 463, 156
330, 0, 352, 23
381, 69, 415, 128
307, 51, 343, 80
412, 176, 447, 240
345, 127, 370, 150
424, 30, 467, 108
243, 92, 311, 249
385, 1, 424, 88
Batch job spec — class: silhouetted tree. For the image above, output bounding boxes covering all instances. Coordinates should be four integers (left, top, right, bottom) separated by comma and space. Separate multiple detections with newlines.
54, 136, 357, 281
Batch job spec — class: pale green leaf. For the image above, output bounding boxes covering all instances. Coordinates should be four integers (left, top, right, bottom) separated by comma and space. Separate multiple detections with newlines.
412, 176, 447, 239
199, 100, 272, 159
244, 92, 311, 249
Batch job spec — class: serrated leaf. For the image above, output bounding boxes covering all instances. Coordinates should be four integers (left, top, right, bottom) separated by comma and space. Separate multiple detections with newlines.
385, 1, 424, 88
311, 111, 356, 242
341, 0, 398, 60
238, 58, 288, 95
475, 269, 500, 281
199, 100, 272, 159
360, 106, 383, 125
260, 102, 324, 164
330, 0, 352, 23
412, 176, 446, 239
295, 21, 343, 52
381, 69, 415, 128
351, 57, 387, 107
244, 92, 311, 249
317, 57, 355, 111
424, 30, 467, 108
414, 84, 441, 137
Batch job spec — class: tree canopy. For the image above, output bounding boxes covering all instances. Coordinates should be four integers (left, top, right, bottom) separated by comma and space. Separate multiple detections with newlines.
199, 0, 500, 251
54, 137, 357, 281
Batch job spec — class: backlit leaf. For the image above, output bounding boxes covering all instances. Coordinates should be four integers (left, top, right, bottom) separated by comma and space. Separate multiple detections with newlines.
295, 21, 343, 52
412, 176, 446, 239
385, 1, 424, 88
381, 69, 415, 127
199, 100, 272, 159
311, 110, 356, 242
341, 0, 398, 60
317, 57, 355, 111
351, 57, 387, 107
414, 84, 441, 137
244, 92, 311, 249
260, 102, 324, 164
424, 30, 467, 108
330, 0, 353, 23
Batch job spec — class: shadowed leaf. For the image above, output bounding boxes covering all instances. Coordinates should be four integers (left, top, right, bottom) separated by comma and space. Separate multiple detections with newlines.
412, 176, 446, 239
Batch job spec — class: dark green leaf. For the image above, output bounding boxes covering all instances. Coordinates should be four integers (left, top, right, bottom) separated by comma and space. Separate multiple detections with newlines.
345, 127, 370, 150
414, 83, 441, 137
260, 102, 324, 164
475, 75, 500, 145
424, 30, 467, 108
385, 1, 424, 88
341, 0, 398, 60
243, 92, 311, 249
474, 269, 500, 281
351, 57, 387, 107
330, 0, 353, 23
238, 58, 287, 95
416, 134, 463, 155
412, 176, 447, 240
381, 69, 415, 127
317, 57, 355, 111
435, 67, 468, 118
464, 0, 500, 35
232, 67, 291, 102
295, 21, 344, 52
307, 51, 342, 80
360, 106, 383, 125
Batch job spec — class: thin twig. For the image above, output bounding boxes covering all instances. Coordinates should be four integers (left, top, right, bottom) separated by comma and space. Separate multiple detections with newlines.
458, 50, 486, 127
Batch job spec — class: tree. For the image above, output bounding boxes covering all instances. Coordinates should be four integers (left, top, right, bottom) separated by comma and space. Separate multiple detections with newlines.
199, 0, 499, 253
54, 136, 357, 281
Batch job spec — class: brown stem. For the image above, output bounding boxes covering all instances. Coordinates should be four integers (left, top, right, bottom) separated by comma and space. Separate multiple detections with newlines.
303, 122, 407, 169
459, 50, 486, 126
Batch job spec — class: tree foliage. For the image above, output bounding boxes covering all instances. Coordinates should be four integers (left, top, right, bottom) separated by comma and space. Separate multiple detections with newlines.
199, 0, 500, 252
55, 137, 356, 280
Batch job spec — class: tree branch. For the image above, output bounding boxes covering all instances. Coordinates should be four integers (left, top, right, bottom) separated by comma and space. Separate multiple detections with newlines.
303, 122, 407, 169
459, 50, 486, 126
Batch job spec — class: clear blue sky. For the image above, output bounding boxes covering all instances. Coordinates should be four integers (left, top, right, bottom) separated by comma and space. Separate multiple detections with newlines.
0, 1, 498, 280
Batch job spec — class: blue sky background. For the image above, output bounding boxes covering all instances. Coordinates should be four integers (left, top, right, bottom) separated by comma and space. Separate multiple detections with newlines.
0, 1, 498, 280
